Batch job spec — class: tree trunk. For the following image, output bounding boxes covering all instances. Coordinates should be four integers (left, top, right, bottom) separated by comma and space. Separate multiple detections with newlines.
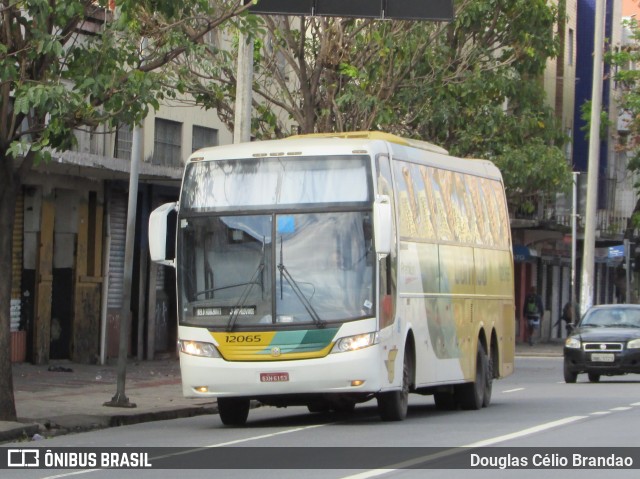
0, 153, 18, 421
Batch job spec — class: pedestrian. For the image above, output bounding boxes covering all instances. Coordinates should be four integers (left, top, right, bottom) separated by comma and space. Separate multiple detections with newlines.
523, 286, 544, 346
561, 301, 576, 336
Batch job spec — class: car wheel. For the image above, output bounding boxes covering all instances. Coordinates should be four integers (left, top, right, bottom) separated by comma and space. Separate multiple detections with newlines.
563, 360, 578, 383
587, 372, 601, 383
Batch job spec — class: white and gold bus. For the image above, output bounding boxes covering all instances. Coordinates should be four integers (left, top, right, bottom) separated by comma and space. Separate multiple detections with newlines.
149, 132, 515, 425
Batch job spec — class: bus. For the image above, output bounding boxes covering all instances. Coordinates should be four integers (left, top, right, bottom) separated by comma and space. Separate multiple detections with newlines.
148, 131, 515, 425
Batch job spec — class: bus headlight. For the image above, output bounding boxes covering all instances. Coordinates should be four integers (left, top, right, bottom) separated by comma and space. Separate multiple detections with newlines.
564, 337, 581, 349
333, 332, 379, 353
179, 340, 220, 358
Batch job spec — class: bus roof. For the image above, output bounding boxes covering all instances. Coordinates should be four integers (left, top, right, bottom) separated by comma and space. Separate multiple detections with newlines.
288, 131, 449, 155
188, 132, 502, 181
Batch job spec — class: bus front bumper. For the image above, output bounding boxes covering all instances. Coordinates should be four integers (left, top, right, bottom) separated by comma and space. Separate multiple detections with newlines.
179, 345, 385, 399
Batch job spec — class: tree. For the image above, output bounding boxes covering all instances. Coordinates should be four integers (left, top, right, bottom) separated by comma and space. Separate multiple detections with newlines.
0, 0, 251, 421
187, 0, 572, 208
607, 18, 640, 237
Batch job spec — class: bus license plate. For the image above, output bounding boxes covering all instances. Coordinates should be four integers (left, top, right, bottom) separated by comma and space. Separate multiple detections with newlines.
260, 372, 289, 382
590, 353, 614, 363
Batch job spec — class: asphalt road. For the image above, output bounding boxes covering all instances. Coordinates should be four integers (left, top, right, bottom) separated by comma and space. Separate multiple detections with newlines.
3, 356, 640, 479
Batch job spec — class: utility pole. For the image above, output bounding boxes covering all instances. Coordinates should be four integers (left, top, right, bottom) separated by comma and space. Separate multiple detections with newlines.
579, 0, 606, 316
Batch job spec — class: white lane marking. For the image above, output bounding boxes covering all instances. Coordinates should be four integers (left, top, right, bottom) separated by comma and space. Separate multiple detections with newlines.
463, 415, 587, 447
502, 388, 525, 393
631, 402, 640, 406
339, 416, 588, 479
610, 406, 632, 411
41, 424, 328, 479
590, 411, 611, 415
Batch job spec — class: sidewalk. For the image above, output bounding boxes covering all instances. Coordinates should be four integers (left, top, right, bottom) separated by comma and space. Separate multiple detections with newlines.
0, 341, 563, 444
0, 358, 217, 444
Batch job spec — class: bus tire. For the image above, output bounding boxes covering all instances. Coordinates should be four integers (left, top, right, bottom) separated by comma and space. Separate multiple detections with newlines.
457, 343, 487, 411
377, 347, 411, 421
217, 397, 250, 426
482, 346, 494, 408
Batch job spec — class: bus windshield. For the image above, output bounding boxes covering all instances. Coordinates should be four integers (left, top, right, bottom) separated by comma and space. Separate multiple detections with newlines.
177, 211, 375, 329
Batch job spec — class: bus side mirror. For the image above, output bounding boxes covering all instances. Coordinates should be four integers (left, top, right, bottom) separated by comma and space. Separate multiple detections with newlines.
149, 202, 177, 267
373, 195, 392, 257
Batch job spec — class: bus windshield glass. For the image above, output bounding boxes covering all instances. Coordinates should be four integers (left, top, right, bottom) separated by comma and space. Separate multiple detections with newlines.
177, 211, 375, 328
180, 156, 370, 211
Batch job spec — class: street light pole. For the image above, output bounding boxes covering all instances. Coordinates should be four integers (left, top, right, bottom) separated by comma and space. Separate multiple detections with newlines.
579, 0, 606, 316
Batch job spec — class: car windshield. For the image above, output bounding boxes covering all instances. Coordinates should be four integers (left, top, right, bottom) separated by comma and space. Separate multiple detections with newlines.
580, 308, 640, 328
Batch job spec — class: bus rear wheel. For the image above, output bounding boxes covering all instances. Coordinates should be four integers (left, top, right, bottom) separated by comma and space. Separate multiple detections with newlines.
456, 343, 487, 410
217, 397, 250, 426
377, 348, 411, 421
483, 347, 494, 408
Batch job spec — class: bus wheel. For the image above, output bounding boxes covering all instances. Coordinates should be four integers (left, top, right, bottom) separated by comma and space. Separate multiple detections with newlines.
482, 347, 494, 408
377, 348, 411, 421
217, 397, 250, 426
457, 343, 487, 411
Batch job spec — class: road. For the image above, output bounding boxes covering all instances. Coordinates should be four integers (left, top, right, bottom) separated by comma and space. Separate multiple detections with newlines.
3, 356, 640, 478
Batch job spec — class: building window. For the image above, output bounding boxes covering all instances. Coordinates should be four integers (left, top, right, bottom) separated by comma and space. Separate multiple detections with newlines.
153, 118, 182, 167
192, 125, 219, 152
115, 124, 132, 160
568, 28, 574, 67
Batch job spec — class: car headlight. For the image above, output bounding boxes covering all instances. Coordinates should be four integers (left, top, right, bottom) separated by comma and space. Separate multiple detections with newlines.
179, 340, 220, 358
627, 338, 640, 349
565, 337, 581, 349
333, 332, 379, 353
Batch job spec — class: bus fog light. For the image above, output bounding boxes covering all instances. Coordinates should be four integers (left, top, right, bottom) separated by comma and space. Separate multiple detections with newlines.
333, 333, 378, 353
351, 380, 365, 387
195, 386, 209, 393
179, 340, 220, 358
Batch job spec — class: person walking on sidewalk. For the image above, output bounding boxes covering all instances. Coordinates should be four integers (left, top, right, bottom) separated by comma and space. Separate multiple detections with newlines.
523, 286, 544, 346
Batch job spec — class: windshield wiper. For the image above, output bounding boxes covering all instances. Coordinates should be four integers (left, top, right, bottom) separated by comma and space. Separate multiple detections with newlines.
278, 238, 325, 328
194, 282, 258, 298
227, 239, 266, 332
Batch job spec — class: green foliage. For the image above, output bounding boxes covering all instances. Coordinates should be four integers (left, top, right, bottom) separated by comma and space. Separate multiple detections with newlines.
249, 0, 569, 212
579, 100, 612, 140
0, 0, 250, 164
